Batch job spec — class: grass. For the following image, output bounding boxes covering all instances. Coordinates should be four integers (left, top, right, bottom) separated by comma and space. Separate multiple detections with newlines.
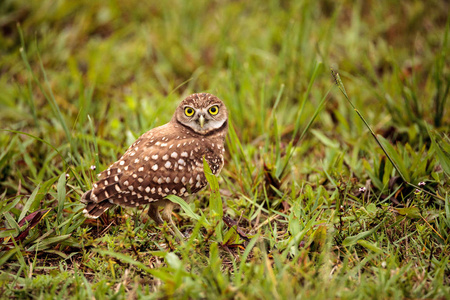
1, 0, 449, 298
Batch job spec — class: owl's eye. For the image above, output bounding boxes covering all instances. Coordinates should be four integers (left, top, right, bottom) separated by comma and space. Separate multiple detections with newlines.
184, 107, 195, 117
208, 105, 219, 115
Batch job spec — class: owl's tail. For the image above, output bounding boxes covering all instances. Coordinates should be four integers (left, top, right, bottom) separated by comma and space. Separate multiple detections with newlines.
80, 190, 114, 218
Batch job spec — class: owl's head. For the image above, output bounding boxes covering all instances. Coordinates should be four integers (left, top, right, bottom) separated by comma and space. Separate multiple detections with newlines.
173, 93, 228, 135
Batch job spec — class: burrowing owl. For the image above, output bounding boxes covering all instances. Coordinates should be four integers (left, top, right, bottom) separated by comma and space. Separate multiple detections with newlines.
81, 93, 228, 235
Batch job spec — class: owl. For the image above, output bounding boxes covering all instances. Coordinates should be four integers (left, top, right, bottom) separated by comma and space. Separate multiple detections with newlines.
81, 93, 228, 236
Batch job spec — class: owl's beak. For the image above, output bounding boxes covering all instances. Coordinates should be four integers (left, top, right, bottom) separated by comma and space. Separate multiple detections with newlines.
199, 115, 205, 128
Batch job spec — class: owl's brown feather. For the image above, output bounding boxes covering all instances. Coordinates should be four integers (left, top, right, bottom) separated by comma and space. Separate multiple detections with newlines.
81, 93, 228, 228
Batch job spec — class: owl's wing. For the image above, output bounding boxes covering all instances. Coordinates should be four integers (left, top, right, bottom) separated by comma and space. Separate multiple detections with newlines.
81, 123, 210, 217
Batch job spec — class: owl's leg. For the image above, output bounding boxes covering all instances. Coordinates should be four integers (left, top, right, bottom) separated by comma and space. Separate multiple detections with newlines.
161, 202, 184, 240
148, 203, 164, 225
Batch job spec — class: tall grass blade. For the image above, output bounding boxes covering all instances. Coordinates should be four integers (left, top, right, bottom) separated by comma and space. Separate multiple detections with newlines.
166, 195, 202, 221
56, 173, 66, 222
332, 69, 409, 182
203, 157, 223, 241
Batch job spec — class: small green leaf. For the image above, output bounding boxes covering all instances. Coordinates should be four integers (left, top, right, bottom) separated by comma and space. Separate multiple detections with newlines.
166, 195, 201, 221
396, 207, 421, 219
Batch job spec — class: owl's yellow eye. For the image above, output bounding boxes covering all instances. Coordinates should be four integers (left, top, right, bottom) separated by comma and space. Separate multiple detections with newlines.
208, 105, 219, 115
184, 107, 195, 117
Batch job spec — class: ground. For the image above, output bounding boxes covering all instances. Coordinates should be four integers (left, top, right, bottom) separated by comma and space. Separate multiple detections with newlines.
0, 0, 449, 298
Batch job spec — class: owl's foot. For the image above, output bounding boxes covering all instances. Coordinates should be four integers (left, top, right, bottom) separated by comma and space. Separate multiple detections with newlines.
161, 202, 185, 241
148, 202, 184, 241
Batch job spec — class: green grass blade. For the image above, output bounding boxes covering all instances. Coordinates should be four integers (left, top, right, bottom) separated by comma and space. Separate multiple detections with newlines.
377, 135, 410, 182
18, 183, 41, 222
166, 195, 202, 221
428, 130, 450, 176
56, 173, 66, 223
203, 157, 223, 241
342, 219, 386, 246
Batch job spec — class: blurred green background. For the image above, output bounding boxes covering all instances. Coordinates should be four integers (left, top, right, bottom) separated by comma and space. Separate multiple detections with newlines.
0, 0, 449, 298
